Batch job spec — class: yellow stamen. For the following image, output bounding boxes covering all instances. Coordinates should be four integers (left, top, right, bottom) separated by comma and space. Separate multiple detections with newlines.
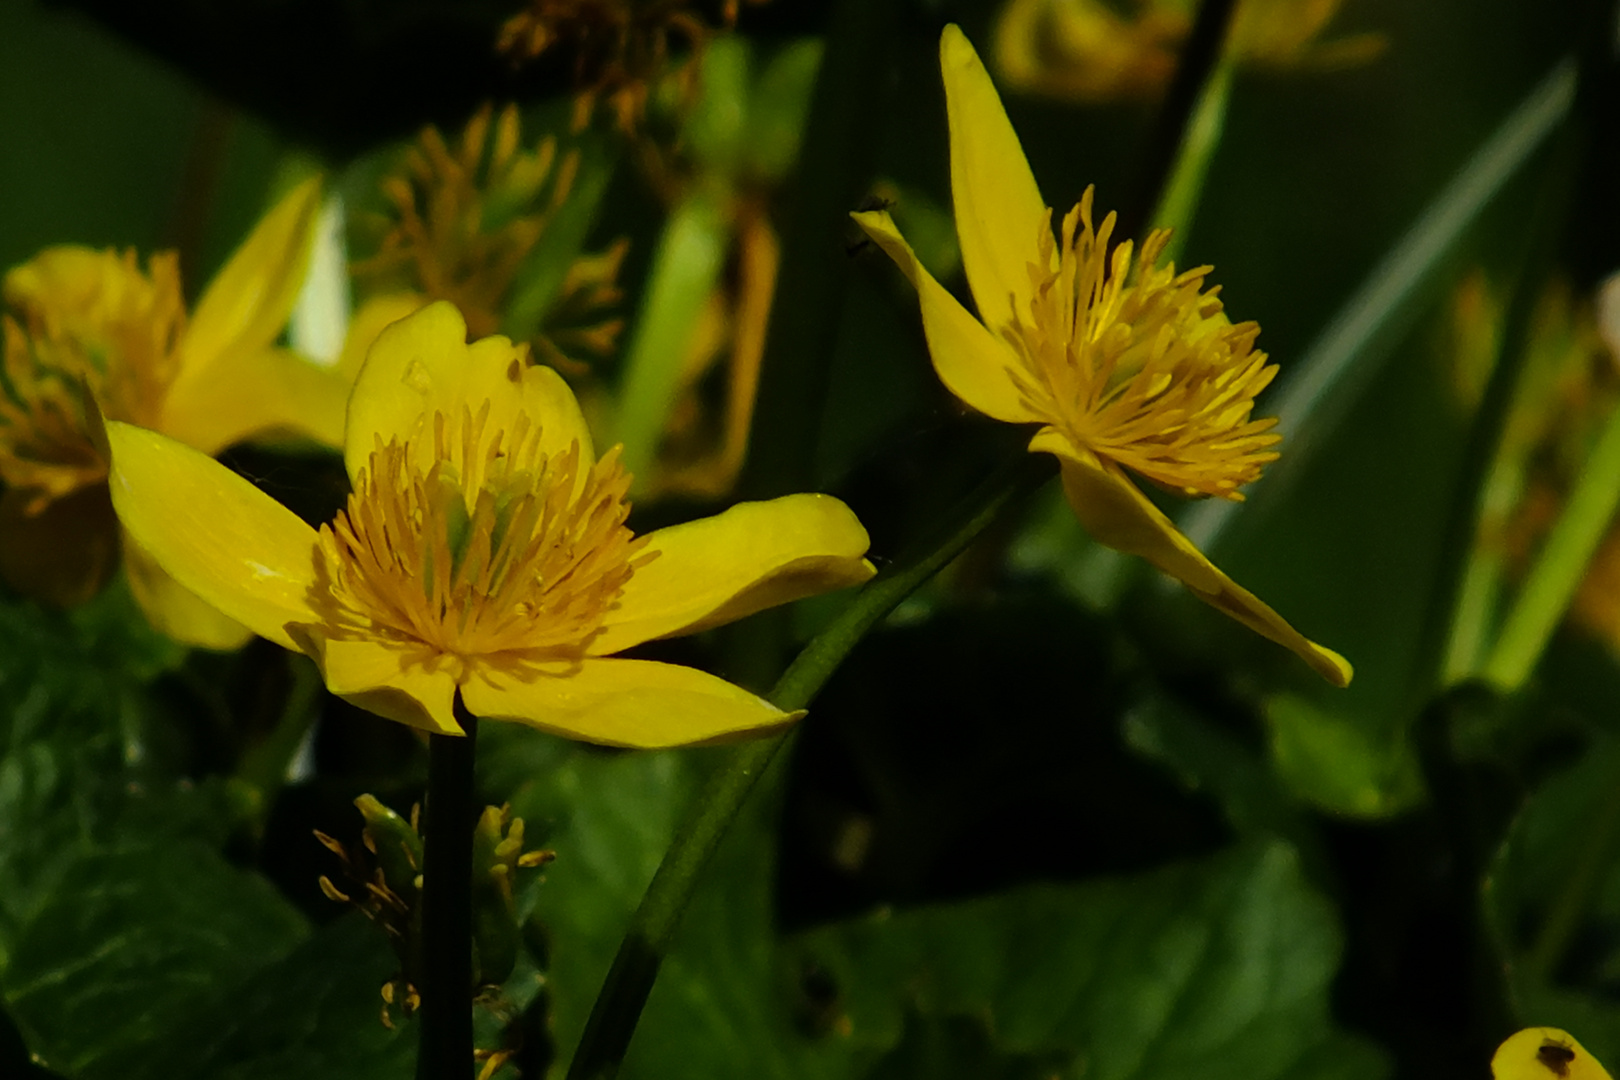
1004, 187, 1281, 500
313, 401, 653, 669
357, 104, 580, 339
0, 249, 185, 510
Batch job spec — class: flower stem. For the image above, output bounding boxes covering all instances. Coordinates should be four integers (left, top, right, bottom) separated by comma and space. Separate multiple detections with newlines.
1149, 57, 1233, 267
1117, 0, 1240, 242
737, 0, 902, 500
613, 190, 730, 490
415, 695, 480, 1080
564, 452, 1055, 1080
1483, 399, 1620, 689
1418, 127, 1580, 696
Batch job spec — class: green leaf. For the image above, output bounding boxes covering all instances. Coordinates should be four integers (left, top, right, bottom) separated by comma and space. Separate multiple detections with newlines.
484, 727, 702, 1072
1484, 736, 1620, 1063
797, 842, 1388, 1080
860, 1012, 1066, 1080
0, 594, 240, 967
2, 840, 307, 1080
610, 189, 730, 490
1122, 692, 1315, 850
743, 39, 823, 183
173, 914, 415, 1080
619, 756, 849, 1080
685, 35, 752, 175
1262, 695, 1425, 819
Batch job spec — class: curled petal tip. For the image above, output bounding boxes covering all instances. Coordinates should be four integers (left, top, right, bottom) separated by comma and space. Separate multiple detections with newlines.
1314, 646, 1354, 688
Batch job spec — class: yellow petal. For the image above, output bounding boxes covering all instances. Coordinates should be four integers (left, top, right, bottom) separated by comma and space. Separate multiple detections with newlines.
940, 23, 1051, 331
309, 635, 462, 735
345, 301, 594, 486
1493, 1030, 1613, 1080
123, 538, 254, 650
105, 420, 320, 651
335, 292, 427, 383
852, 209, 1040, 424
462, 658, 799, 748
177, 176, 323, 387
591, 493, 876, 655
1030, 429, 1352, 687
161, 347, 351, 455
0, 485, 119, 608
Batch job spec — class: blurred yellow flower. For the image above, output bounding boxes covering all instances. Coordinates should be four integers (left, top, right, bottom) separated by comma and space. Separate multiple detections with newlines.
0, 177, 351, 646
348, 101, 629, 433
1493, 1029, 1612, 1080
992, 0, 1383, 102
107, 302, 875, 746
496, 0, 751, 132
352, 102, 625, 362
852, 25, 1349, 686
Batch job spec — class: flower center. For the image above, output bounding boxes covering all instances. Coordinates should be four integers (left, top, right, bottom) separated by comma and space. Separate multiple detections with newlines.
312, 400, 651, 669
0, 249, 185, 511
1001, 188, 1282, 500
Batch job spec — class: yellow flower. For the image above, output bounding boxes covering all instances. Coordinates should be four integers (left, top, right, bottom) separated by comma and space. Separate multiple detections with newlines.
106, 301, 875, 746
495, 0, 747, 132
0, 177, 352, 646
851, 26, 1349, 687
1493, 1029, 1613, 1080
354, 104, 615, 345
992, 0, 1384, 103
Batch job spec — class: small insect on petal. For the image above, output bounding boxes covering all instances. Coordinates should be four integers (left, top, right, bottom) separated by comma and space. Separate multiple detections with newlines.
1493, 1029, 1615, 1080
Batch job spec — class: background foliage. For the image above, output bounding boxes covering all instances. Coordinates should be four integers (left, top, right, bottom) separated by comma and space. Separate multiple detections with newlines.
1, 0, 1617, 1078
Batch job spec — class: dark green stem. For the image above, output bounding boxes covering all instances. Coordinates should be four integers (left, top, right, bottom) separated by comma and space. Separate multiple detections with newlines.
415, 695, 480, 1080
737, 0, 901, 499
1117, 0, 1239, 241
564, 453, 1055, 1080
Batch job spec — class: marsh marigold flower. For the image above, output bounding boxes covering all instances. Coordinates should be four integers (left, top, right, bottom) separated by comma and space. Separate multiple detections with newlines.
992, 0, 1383, 103
0, 178, 351, 646
496, 0, 753, 132
852, 26, 1349, 686
349, 103, 627, 400
106, 302, 874, 745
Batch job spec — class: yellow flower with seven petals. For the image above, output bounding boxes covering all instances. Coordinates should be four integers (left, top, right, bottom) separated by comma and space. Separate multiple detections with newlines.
851, 25, 1349, 687
0, 178, 351, 647
106, 301, 875, 746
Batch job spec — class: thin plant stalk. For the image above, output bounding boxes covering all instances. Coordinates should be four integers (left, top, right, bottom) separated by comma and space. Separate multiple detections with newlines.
1150, 57, 1234, 267
564, 453, 1055, 1080
415, 697, 481, 1080
567, 3, 1248, 1076
612, 191, 729, 489
1415, 123, 1580, 698
1117, 0, 1239, 241
1180, 59, 1578, 554
1483, 400, 1620, 689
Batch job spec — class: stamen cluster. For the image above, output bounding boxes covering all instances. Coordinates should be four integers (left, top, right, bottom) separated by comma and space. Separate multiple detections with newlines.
356, 104, 579, 339
495, 0, 745, 132
1004, 188, 1282, 499
0, 250, 185, 510
313, 400, 651, 669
